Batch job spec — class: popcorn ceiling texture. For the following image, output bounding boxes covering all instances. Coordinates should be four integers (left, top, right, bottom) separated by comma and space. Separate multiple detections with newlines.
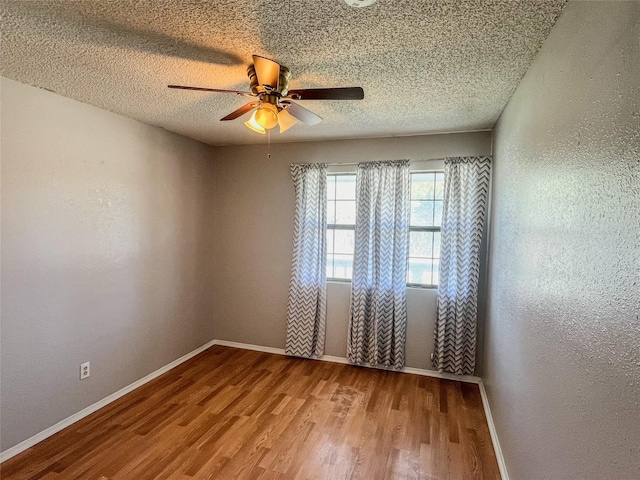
484, 1, 640, 478
1, 0, 566, 146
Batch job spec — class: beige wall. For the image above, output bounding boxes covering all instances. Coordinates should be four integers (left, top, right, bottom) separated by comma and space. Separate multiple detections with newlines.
484, 2, 640, 478
0, 77, 216, 451
207, 132, 492, 370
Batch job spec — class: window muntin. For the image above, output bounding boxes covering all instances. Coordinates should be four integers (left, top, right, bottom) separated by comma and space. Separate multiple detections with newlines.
326, 171, 443, 287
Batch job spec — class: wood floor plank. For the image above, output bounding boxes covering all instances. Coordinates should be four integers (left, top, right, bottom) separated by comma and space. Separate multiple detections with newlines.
0, 346, 500, 480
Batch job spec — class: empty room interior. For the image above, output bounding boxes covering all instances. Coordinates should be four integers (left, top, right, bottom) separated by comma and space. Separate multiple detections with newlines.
1, 1, 638, 479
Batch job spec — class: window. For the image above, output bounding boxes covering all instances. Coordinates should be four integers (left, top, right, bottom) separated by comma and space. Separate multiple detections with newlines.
326, 171, 443, 287
326, 174, 356, 280
407, 172, 444, 287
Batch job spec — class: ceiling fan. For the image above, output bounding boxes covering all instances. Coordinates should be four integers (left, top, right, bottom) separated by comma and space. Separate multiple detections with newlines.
168, 55, 364, 134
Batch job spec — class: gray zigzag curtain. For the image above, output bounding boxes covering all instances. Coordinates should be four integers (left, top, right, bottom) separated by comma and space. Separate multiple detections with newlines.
285, 163, 327, 358
433, 156, 491, 375
347, 160, 410, 370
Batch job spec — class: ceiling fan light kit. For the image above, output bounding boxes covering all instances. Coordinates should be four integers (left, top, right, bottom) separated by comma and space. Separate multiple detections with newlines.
244, 111, 266, 135
254, 102, 279, 129
277, 110, 299, 134
169, 55, 364, 136
343, 0, 378, 7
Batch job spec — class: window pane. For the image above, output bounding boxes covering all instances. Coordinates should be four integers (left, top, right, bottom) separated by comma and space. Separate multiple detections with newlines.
407, 258, 433, 285
329, 171, 442, 287
326, 253, 335, 278
433, 200, 443, 226
432, 259, 440, 285
435, 173, 445, 199
411, 173, 436, 200
332, 254, 353, 279
409, 231, 433, 258
433, 232, 441, 259
327, 175, 336, 200
334, 229, 354, 254
335, 175, 356, 200
327, 200, 336, 224
326, 229, 334, 254
410, 200, 434, 227
335, 200, 356, 224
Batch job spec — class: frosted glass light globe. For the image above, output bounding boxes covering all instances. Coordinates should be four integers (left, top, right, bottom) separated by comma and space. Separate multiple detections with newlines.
255, 103, 279, 129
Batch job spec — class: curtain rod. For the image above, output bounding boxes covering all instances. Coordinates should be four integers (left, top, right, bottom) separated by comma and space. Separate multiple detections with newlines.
325, 159, 441, 166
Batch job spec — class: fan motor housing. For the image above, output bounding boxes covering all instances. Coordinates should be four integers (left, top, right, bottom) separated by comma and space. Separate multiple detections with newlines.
247, 64, 291, 96
261, 94, 281, 109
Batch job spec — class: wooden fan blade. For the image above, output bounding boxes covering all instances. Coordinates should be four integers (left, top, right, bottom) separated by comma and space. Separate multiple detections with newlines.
252, 55, 280, 90
220, 102, 259, 121
168, 85, 254, 96
287, 87, 364, 100
281, 100, 322, 126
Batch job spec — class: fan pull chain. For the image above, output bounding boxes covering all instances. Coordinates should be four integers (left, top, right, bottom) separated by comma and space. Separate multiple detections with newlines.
267, 129, 271, 159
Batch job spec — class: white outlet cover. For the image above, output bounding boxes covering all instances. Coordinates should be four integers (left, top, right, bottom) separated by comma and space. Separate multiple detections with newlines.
80, 362, 90, 380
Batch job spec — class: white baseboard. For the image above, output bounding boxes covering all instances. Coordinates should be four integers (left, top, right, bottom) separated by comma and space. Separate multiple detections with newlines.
479, 379, 509, 480
0, 339, 217, 463
2, 337, 506, 480
213, 339, 286, 356
212, 339, 481, 384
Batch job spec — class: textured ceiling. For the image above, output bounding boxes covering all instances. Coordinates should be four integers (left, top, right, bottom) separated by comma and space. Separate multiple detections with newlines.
1, 0, 566, 146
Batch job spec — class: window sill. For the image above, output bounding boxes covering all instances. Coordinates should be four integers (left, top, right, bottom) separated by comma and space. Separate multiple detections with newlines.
407, 284, 438, 290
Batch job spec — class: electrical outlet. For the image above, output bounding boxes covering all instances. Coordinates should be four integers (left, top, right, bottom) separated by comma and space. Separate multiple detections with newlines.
80, 362, 90, 380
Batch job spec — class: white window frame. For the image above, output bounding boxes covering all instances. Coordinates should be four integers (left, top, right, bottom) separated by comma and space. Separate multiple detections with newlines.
326, 159, 445, 288
326, 172, 356, 281
407, 169, 444, 289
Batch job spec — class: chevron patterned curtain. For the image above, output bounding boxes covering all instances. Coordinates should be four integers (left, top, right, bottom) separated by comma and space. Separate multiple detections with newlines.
433, 156, 491, 375
347, 160, 410, 370
285, 163, 328, 358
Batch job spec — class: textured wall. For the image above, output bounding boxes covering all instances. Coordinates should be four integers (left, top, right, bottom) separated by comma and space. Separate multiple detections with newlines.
0, 77, 215, 451
207, 132, 492, 370
484, 2, 640, 479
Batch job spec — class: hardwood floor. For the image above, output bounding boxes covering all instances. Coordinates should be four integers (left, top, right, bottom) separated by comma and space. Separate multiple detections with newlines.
1, 346, 500, 480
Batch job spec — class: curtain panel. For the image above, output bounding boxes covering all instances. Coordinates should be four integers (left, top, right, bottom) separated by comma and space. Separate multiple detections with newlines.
433, 156, 491, 375
285, 163, 327, 358
347, 160, 410, 370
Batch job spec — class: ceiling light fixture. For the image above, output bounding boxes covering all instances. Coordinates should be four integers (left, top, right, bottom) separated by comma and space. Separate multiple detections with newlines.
343, 0, 378, 7
254, 102, 279, 129
277, 109, 299, 133
246, 103, 300, 134
170, 54, 364, 137
244, 111, 266, 134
